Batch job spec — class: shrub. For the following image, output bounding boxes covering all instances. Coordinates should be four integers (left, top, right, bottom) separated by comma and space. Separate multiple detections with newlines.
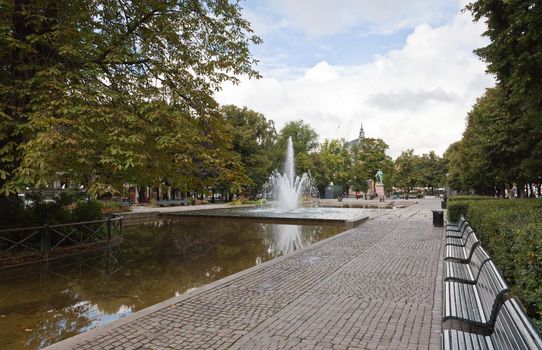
55, 191, 81, 206
463, 199, 542, 331
447, 200, 470, 221
0, 196, 29, 228
72, 200, 103, 222
513, 223, 542, 328
229, 198, 266, 206
448, 195, 494, 202
99, 200, 130, 213
25, 192, 74, 225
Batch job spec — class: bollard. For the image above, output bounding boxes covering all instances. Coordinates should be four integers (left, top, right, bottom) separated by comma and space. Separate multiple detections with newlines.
432, 210, 444, 227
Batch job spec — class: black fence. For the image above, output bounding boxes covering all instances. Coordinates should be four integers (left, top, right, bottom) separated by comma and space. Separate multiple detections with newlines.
0, 215, 123, 267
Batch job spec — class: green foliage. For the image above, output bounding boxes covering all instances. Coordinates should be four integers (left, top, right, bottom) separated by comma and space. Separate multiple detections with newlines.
514, 223, 542, 331
444, 87, 532, 194
393, 149, 446, 193
318, 139, 351, 187
72, 200, 103, 222
221, 105, 276, 194
394, 149, 419, 192
451, 2, 542, 195
274, 120, 319, 175
229, 198, 266, 206
0, 193, 103, 228
0, 196, 28, 228
460, 199, 542, 330
448, 195, 494, 202
0, 0, 261, 195
350, 138, 393, 193
417, 151, 447, 192
24, 192, 75, 226
447, 201, 470, 222
467, 0, 542, 124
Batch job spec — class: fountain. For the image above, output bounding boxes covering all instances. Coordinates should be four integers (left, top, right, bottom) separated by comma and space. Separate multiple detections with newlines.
168, 136, 371, 225
265, 137, 313, 211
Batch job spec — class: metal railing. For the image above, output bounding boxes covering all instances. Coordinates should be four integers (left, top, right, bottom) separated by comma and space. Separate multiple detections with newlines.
0, 215, 123, 265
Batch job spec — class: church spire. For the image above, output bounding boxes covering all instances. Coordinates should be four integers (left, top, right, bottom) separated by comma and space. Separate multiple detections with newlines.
358, 122, 365, 141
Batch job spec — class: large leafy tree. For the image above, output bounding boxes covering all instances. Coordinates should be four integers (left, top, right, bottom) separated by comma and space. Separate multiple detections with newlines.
350, 138, 393, 193
318, 139, 350, 188
274, 120, 319, 175
221, 105, 276, 195
394, 149, 421, 193
443, 141, 469, 192
417, 151, 447, 194
467, 0, 542, 116
466, 0, 542, 193
0, 0, 261, 195
444, 87, 531, 196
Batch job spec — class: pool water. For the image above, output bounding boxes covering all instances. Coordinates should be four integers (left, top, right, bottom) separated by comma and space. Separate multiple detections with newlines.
0, 218, 345, 349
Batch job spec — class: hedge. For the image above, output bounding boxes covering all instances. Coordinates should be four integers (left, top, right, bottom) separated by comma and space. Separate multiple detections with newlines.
448, 195, 494, 202
447, 201, 470, 221
448, 199, 542, 331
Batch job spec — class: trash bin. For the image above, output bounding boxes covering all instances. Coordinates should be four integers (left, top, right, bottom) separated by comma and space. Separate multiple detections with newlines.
432, 210, 444, 227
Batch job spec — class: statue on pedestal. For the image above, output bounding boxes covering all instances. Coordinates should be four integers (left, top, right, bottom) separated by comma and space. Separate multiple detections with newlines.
375, 169, 384, 184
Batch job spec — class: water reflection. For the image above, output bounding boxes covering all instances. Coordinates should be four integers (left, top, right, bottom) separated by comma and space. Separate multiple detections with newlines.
0, 219, 343, 350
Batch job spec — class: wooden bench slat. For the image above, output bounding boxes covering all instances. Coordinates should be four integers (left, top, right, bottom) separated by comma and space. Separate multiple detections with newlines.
443, 261, 508, 327
446, 227, 475, 246
445, 232, 480, 263
446, 246, 491, 284
442, 299, 542, 350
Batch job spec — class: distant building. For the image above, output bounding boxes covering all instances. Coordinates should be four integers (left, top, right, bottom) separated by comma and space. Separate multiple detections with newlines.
346, 122, 365, 147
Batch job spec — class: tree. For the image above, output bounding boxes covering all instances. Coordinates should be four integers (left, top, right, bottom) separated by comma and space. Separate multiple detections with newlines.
444, 87, 531, 196
443, 141, 468, 192
350, 138, 393, 193
318, 139, 350, 188
467, 0, 542, 118
0, 0, 261, 195
394, 149, 420, 193
466, 0, 542, 194
418, 151, 446, 194
274, 120, 319, 175
221, 105, 276, 195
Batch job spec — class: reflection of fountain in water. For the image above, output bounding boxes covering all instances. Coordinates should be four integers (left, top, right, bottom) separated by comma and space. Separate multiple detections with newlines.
265, 137, 315, 211
257, 224, 304, 266
273, 224, 303, 255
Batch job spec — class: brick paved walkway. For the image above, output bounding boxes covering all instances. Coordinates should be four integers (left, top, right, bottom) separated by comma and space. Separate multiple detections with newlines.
47, 199, 444, 350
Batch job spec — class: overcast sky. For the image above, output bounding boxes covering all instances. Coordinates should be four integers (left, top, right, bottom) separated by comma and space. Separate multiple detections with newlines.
215, 0, 495, 158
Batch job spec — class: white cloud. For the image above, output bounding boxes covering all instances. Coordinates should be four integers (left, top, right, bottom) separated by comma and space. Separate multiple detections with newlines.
266, 0, 458, 36
216, 9, 494, 158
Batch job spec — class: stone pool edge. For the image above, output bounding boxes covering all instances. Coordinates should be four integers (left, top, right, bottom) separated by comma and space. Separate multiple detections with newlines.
44, 215, 369, 350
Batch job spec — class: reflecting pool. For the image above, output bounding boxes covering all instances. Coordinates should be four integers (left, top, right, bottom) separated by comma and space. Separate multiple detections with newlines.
0, 218, 344, 350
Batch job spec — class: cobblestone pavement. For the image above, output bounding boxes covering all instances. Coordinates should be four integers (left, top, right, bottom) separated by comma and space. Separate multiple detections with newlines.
47, 199, 444, 350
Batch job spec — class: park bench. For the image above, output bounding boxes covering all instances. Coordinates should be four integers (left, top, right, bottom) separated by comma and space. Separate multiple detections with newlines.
443, 259, 509, 329
446, 226, 475, 247
157, 199, 190, 207
442, 298, 542, 350
157, 199, 170, 207
445, 231, 480, 263
445, 245, 491, 284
